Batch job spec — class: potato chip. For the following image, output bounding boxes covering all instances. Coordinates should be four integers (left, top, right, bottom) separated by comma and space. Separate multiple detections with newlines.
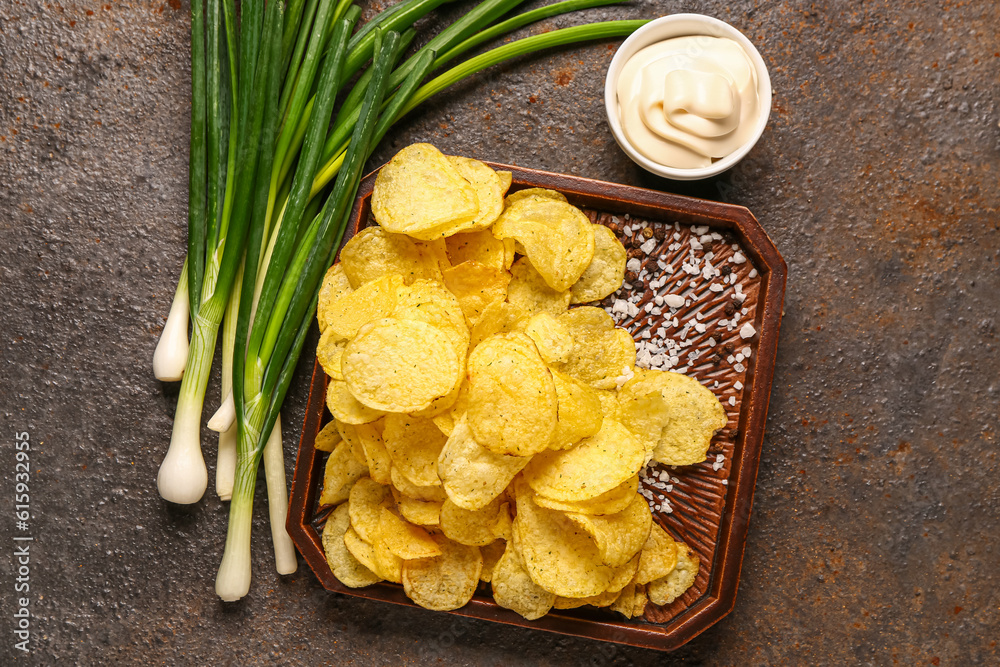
554, 307, 636, 390
468, 299, 529, 352
647, 543, 699, 606
314, 420, 342, 453
342, 318, 462, 413
430, 379, 468, 437
319, 439, 369, 507
553, 588, 619, 609
523, 312, 573, 365
565, 492, 652, 568
335, 419, 367, 465
392, 280, 469, 343
491, 542, 555, 620
570, 224, 627, 303
395, 493, 442, 526
317, 263, 353, 332
467, 333, 557, 457
322, 504, 382, 588
609, 581, 648, 619
326, 379, 385, 425
441, 261, 511, 326
355, 421, 391, 485
549, 369, 604, 450
633, 522, 679, 585
340, 226, 442, 288
378, 507, 441, 559
372, 143, 480, 240
324, 273, 404, 341
618, 369, 727, 466
534, 475, 638, 516
606, 553, 641, 593
439, 497, 503, 547
596, 389, 621, 421
401, 533, 482, 611
493, 501, 513, 541
495, 170, 513, 194
316, 333, 345, 381
505, 258, 571, 317
479, 539, 506, 583
512, 481, 613, 598
524, 419, 644, 502
448, 156, 504, 230
390, 466, 447, 502
382, 413, 447, 488
438, 416, 530, 510
370, 534, 405, 583
343, 526, 392, 582
445, 229, 509, 271
504, 187, 567, 206
492, 197, 595, 291
348, 477, 393, 543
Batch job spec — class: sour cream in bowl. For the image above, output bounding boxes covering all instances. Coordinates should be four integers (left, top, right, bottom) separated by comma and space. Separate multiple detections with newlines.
605, 14, 771, 180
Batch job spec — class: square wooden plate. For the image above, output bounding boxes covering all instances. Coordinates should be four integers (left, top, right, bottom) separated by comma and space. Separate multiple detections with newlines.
287, 163, 786, 652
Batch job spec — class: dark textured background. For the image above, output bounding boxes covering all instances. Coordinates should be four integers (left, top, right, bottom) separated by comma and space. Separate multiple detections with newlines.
1, 0, 998, 664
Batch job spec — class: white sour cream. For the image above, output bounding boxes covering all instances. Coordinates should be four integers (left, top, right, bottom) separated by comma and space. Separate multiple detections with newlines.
616, 35, 762, 169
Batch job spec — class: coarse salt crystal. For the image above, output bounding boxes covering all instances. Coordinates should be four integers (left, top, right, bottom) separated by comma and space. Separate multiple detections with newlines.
727, 355, 735, 363
623, 226, 634, 237
732, 252, 746, 264
644, 302, 654, 313
722, 479, 728, 485
735, 353, 744, 362
689, 238, 703, 250
734, 362, 746, 373
641, 239, 657, 254
742, 346, 751, 357
627, 302, 640, 317
749, 268, 758, 278
709, 283, 724, 293
740, 323, 757, 339
699, 234, 713, 245
692, 225, 709, 235
728, 396, 736, 406
664, 294, 685, 309
626, 258, 641, 272
718, 318, 728, 327
734, 380, 743, 390
695, 322, 706, 333
734, 292, 747, 303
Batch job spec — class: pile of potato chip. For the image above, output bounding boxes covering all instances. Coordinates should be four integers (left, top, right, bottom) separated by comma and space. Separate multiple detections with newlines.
314, 143, 727, 619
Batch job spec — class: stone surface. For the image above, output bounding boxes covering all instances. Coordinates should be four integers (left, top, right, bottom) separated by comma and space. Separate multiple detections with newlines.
1, 0, 998, 664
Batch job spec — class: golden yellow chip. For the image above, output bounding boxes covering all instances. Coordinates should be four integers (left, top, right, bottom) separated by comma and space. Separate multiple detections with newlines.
492, 197, 594, 291
439, 497, 503, 547
348, 477, 393, 544
606, 553, 641, 593
340, 225, 443, 288
505, 258, 571, 317
491, 541, 555, 620
438, 416, 530, 510
377, 507, 441, 559
533, 475, 638, 516
383, 413, 447, 488
468, 299, 529, 353
430, 379, 468, 437
553, 588, 619, 609
647, 543, 699, 606
390, 466, 447, 503
372, 143, 480, 240
565, 492, 652, 568
618, 369, 727, 466
523, 312, 573, 365
504, 187, 567, 206
370, 532, 405, 583
496, 170, 513, 195
524, 419, 644, 502
343, 526, 392, 582
512, 480, 613, 598
314, 420, 342, 453
317, 263, 353, 332
554, 306, 636, 390
596, 389, 621, 421
342, 318, 462, 413
322, 503, 381, 588
401, 533, 483, 611
549, 369, 604, 450
394, 493, 442, 526
479, 539, 506, 583
316, 333, 345, 381
392, 280, 469, 343
319, 439, 368, 507
445, 229, 509, 271
570, 224, 627, 303
493, 501, 513, 541
467, 333, 557, 457
634, 522, 679, 585
326, 379, 385, 425
609, 581, 647, 618
447, 155, 504, 230
324, 273, 404, 341
355, 421, 391, 485
441, 261, 511, 326
335, 419, 367, 465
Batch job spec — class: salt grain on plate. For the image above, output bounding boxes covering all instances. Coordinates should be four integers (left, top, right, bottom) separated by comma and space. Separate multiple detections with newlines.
728, 396, 736, 406
742, 346, 751, 357
749, 268, 758, 278
695, 322, 706, 333
641, 239, 657, 254
664, 294, 685, 308
734, 380, 743, 390
740, 323, 757, 339
734, 362, 746, 373
709, 283, 724, 293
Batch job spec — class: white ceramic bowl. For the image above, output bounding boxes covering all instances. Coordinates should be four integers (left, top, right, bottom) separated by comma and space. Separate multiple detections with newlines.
605, 14, 772, 181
